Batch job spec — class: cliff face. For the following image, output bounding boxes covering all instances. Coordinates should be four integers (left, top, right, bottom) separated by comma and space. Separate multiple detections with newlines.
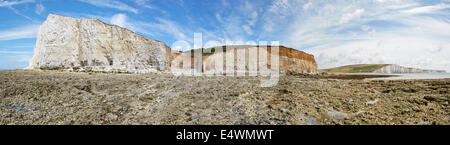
275, 46, 317, 73
172, 46, 318, 75
29, 14, 317, 75
373, 64, 446, 73
28, 14, 172, 73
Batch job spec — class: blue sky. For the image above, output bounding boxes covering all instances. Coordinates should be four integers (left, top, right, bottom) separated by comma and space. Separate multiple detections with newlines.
0, 0, 449, 71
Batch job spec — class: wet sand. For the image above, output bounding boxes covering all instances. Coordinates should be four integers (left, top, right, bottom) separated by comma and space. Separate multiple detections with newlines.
0, 70, 448, 125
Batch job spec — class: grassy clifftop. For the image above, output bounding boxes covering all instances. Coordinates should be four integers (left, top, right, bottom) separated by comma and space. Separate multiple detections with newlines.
321, 64, 390, 73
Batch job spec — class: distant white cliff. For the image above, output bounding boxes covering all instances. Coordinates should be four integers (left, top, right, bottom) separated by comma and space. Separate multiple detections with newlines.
373, 64, 446, 74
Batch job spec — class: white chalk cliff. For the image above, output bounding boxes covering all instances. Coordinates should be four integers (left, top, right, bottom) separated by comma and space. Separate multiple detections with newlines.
373, 64, 446, 73
28, 14, 173, 73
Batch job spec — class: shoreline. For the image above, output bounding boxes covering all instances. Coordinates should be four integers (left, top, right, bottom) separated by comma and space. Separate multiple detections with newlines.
8, 69, 450, 80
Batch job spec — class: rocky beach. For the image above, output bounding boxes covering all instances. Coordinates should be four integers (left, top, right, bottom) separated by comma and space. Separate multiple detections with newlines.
1, 70, 448, 125
2, 13, 448, 125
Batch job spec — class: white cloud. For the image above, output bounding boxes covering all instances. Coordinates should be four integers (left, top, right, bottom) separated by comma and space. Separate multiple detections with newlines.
242, 25, 253, 35
268, 0, 290, 17
109, 13, 153, 37
214, 0, 263, 41
0, 0, 34, 7
263, 21, 275, 32
132, 0, 153, 9
0, 0, 35, 20
215, 13, 223, 23
110, 14, 188, 41
148, 18, 188, 40
111, 13, 129, 28
35, 2, 45, 15
77, 0, 139, 14
7, 6, 33, 20
248, 11, 258, 26
131, 0, 166, 13
339, 8, 365, 25
386, 3, 419, 9
250, 11, 258, 19
259, 0, 450, 72
303, 1, 312, 11
240, 11, 258, 36
105, 12, 194, 45
310, 37, 450, 71
110, 13, 163, 39
361, 25, 370, 31
0, 24, 40, 40
375, 0, 402, 3
401, 3, 450, 14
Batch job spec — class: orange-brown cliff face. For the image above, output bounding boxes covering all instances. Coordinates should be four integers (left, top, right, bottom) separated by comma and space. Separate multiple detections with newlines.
170, 45, 318, 75
271, 46, 317, 73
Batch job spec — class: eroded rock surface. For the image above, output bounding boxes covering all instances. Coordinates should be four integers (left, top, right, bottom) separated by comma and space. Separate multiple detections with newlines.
1, 70, 448, 125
